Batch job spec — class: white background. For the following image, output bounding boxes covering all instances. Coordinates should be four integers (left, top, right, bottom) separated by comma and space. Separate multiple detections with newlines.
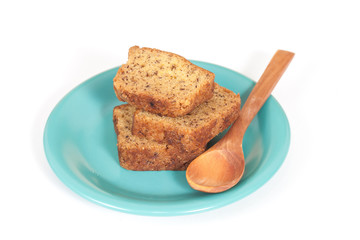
1, 0, 359, 239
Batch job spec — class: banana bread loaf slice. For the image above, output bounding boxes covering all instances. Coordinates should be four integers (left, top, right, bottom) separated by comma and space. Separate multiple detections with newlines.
132, 83, 241, 152
113, 104, 206, 171
113, 46, 215, 117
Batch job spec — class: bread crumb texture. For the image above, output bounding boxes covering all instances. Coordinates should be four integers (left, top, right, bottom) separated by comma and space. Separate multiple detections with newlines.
113, 46, 215, 117
132, 83, 241, 151
113, 104, 205, 171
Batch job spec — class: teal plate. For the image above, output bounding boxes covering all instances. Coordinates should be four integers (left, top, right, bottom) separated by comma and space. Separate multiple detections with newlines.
43, 61, 290, 216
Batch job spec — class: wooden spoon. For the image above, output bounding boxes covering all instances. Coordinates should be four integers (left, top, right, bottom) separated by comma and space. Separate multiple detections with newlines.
186, 50, 294, 193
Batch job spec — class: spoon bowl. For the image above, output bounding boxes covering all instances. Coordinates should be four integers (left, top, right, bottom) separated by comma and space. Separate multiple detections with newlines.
186, 149, 245, 192
186, 50, 294, 193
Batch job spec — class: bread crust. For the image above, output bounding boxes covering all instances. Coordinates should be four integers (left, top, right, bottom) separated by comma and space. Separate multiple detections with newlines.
113, 46, 215, 117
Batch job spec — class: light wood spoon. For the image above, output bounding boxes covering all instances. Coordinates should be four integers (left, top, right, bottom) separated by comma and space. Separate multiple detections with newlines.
186, 50, 294, 193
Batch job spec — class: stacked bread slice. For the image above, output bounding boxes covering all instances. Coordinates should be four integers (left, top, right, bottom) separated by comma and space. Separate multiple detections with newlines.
113, 46, 240, 170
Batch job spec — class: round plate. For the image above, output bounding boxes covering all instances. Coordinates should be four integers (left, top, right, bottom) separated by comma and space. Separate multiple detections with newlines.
43, 61, 290, 216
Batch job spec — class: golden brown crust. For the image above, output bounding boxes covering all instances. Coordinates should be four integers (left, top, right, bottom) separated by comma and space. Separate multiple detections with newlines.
113, 80, 174, 116
113, 46, 215, 117
113, 105, 205, 171
132, 84, 241, 152
116, 145, 202, 171
114, 78, 214, 117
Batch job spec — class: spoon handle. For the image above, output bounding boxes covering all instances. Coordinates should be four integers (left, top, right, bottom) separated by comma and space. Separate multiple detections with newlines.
228, 50, 294, 138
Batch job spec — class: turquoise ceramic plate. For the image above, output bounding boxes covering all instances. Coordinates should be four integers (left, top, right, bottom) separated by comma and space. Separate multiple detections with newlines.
43, 61, 290, 216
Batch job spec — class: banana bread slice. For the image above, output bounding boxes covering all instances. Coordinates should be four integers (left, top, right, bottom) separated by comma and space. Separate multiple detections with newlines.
113, 46, 215, 117
113, 104, 206, 171
132, 83, 241, 152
